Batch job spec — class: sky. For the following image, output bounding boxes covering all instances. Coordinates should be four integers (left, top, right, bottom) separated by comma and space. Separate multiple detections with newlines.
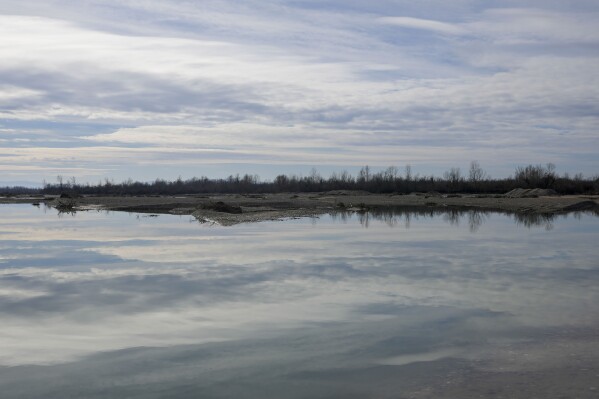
0, 0, 598, 186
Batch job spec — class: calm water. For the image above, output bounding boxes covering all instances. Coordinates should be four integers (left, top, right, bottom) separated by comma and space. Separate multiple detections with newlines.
0, 204, 598, 398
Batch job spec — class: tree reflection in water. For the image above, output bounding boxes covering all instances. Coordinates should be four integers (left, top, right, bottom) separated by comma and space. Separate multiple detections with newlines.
330, 206, 599, 231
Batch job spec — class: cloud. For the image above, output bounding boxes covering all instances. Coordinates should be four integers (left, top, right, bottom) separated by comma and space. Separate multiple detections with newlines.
469, 8, 599, 45
379, 16, 466, 35
0, 2, 598, 182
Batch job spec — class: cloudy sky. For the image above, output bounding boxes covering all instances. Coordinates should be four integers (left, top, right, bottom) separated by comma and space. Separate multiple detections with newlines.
1, 0, 598, 185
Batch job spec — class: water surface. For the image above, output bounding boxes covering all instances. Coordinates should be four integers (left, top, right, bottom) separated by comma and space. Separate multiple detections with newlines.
0, 205, 598, 398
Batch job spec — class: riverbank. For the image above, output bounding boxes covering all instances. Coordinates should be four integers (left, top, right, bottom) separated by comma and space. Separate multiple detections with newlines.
2, 192, 598, 225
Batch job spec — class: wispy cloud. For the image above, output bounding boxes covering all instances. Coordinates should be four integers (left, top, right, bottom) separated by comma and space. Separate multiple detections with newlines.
379, 16, 466, 35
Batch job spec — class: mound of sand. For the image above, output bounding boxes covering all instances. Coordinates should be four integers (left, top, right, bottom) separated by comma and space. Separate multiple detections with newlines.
505, 188, 558, 198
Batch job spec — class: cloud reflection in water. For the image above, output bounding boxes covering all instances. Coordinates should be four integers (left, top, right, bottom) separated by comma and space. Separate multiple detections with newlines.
0, 204, 598, 397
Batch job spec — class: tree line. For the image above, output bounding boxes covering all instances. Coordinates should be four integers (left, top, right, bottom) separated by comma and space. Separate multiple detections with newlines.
1, 162, 597, 196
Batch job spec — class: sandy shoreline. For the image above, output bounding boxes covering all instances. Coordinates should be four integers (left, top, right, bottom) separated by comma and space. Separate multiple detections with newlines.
2, 192, 598, 225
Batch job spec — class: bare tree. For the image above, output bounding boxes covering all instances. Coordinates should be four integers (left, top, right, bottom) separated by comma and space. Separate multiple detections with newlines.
444, 167, 462, 183
384, 166, 399, 181
358, 165, 371, 183
338, 170, 352, 184
405, 164, 412, 181
444, 167, 463, 191
468, 161, 488, 183
309, 168, 322, 184
274, 174, 289, 186
514, 163, 557, 188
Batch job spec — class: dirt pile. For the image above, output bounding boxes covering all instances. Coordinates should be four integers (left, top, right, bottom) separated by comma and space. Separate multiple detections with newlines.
200, 201, 242, 214
505, 188, 558, 198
